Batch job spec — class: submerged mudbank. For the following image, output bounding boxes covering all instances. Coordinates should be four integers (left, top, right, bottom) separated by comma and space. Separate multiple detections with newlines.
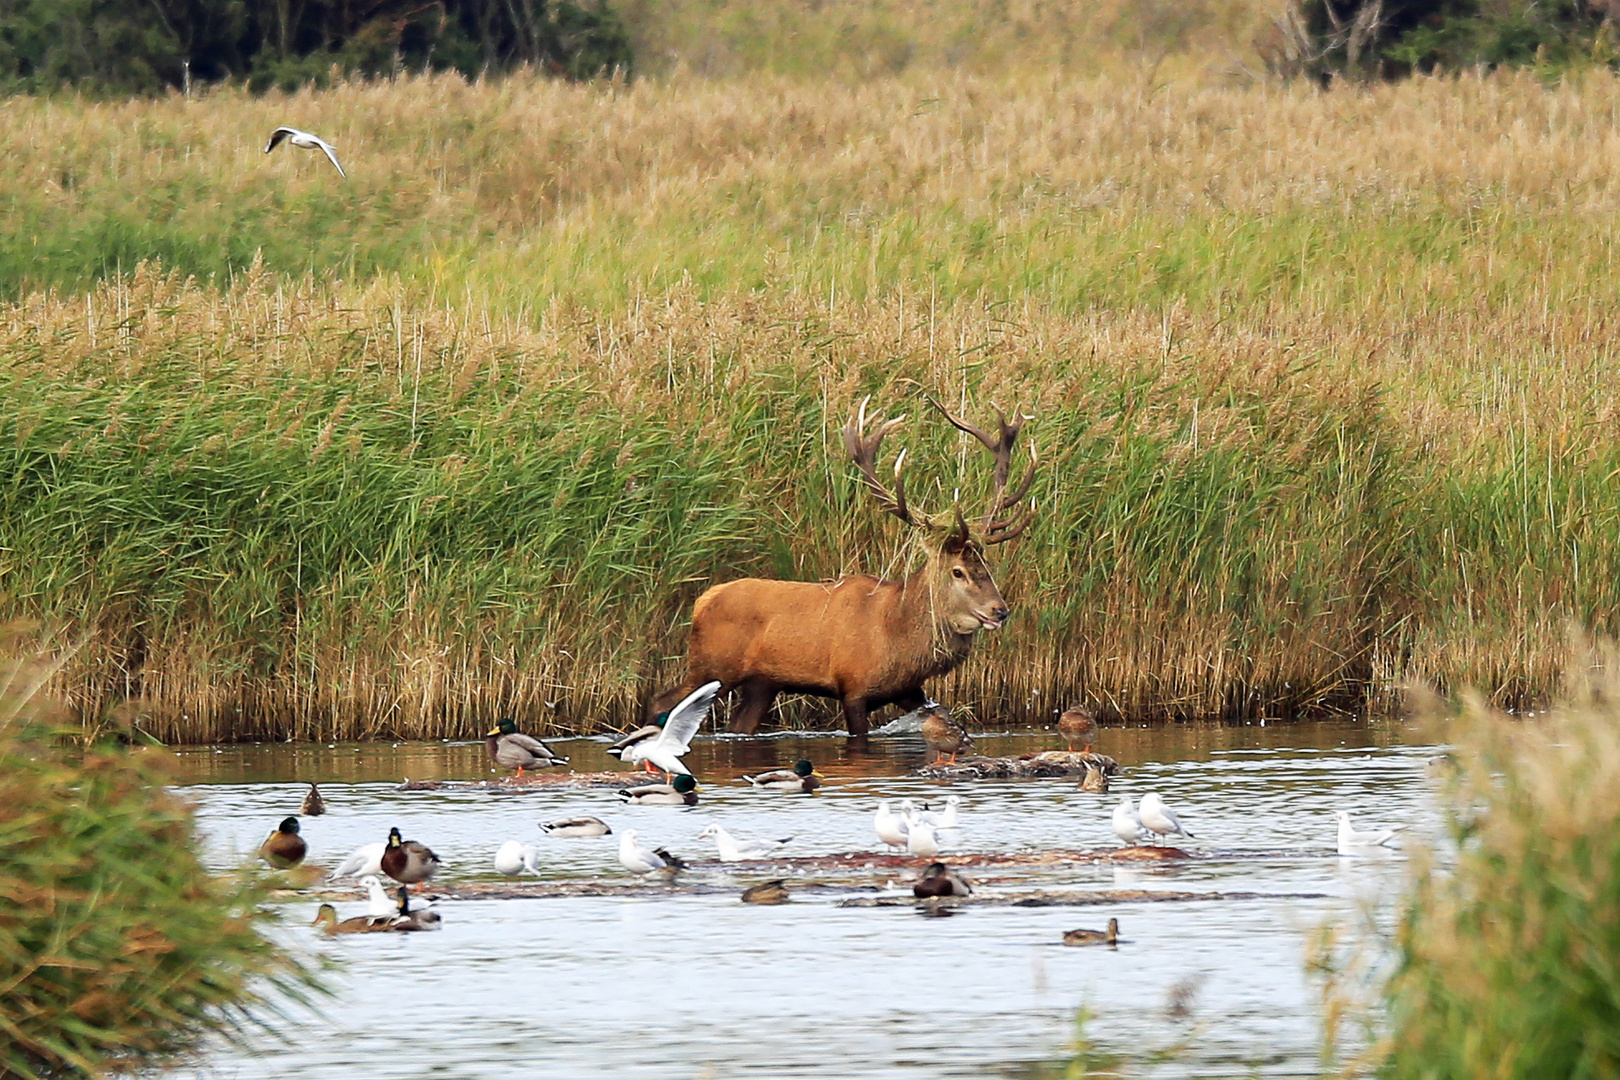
914, 750, 1120, 779
837, 887, 1331, 909
396, 771, 630, 791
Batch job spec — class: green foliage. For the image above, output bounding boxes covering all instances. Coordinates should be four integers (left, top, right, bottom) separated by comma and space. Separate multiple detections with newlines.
0, 0, 632, 96
0, 647, 319, 1078
1380, 650, 1620, 1078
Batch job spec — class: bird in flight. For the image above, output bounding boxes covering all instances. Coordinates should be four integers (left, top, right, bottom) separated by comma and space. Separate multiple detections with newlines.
264, 127, 345, 178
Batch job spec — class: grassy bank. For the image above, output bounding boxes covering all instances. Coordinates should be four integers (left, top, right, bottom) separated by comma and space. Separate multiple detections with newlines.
2, 69, 1619, 740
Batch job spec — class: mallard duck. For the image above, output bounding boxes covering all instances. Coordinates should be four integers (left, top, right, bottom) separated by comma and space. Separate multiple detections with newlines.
912, 861, 973, 897
1112, 797, 1147, 846
390, 886, 442, 931
697, 824, 793, 861
300, 783, 325, 816
741, 759, 823, 793
486, 717, 569, 776
311, 903, 393, 934
920, 705, 971, 764
1138, 793, 1196, 842
618, 829, 683, 874
873, 800, 910, 848
1336, 810, 1403, 855
541, 816, 612, 837
259, 817, 307, 869
618, 773, 699, 805
1057, 704, 1099, 753
493, 840, 540, 876
609, 682, 720, 778
740, 879, 790, 904
380, 826, 441, 890
328, 840, 386, 881
1080, 762, 1109, 793
1062, 918, 1120, 946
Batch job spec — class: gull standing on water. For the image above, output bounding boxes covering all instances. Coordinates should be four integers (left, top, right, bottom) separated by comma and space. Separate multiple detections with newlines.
1112, 796, 1147, 846
263, 127, 346, 177
874, 800, 910, 848
1139, 793, 1196, 843
696, 824, 793, 862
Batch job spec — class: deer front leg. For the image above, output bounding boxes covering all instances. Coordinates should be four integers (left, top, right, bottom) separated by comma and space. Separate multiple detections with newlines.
842, 696, 871, 738
728, 678, 776, 734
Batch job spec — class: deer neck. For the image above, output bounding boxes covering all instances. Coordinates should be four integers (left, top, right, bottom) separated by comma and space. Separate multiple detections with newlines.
900, 556, 975, 668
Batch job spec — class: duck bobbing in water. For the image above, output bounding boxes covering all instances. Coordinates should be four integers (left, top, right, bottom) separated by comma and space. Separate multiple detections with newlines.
1062, 918, 1121, 946
617, 773, 699, 805
912, 862, 973, 898
380, 826, 441, 891
259, 817, 307, 869
541, 816, 612, 837
301, 783, 325, 816
1080, 762, 1109, 793
741, 879, 791, 904
311, 903, 392, 934
742, 759, 823, 793
920, 705, 972, 764
485, 718, 570, 777
1058, 704, 1099, 753
390, 886, 442, 931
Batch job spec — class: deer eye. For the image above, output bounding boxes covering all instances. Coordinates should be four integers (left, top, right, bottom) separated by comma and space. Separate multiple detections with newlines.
951, 568, 966, 580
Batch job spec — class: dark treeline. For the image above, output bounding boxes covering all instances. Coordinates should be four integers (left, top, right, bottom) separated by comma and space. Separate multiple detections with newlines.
1264, 0, 1620, 83
0, 0, 632, 94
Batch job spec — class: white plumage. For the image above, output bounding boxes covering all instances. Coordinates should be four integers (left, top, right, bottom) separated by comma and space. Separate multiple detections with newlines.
874, 800, 910, 847
1112, 796, 1147, 846
1336, 810, 1404, 855
1138, 793, 1196, 841
615, 681, 720, 777
328, 841, 385, 880
916, 795, 962, 829
361, 875, 394, 917
906, 816, 941, 857
493, 840, 540, 875
263, 126, 346, 177
618, 828, 671, 874
697, 824, 792, 862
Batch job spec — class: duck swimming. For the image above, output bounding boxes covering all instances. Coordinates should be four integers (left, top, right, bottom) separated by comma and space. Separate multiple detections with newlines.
1080, 762, 1109, 793
1062, 918, 1121, 946
300, 783, 325, 816
541, 816, 612, 837
486, 717, 569, 776
259, 816, 307, 869
741, 880, 791, 904
618, 773, 699, 805
742, 759, 823, 793
311, 904, 393, 934
389, 886, 442, 931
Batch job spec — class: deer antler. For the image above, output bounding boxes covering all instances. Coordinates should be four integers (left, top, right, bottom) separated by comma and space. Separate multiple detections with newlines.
843, 397, 934, 528
926, 396, 1039, 545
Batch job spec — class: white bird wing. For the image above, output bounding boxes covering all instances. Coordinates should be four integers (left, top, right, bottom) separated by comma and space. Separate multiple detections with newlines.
329, 841, 384, 879
654, 680, 721, 755
313, 137, 346, 178
264, 127, 297, 153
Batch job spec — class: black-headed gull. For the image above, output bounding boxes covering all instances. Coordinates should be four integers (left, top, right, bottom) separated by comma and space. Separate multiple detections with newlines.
1336, 810, 1403, 855
697, 824, 792, 862
1139, 793, 1196, 841
264, 126, 345, 177
874, 800, 910, 847
1112, 796, 1147, 845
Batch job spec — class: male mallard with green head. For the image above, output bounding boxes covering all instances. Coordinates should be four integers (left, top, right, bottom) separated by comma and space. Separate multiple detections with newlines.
259, 816, 307, 869
617, 773, 699, 805
389, 886, 442, 931
920, 705, 972, 764
742, 759, 823, 793
380, 826, 441, 891
486, 717, 569, 777
1062, 917, 1121, 946
1058, 704, 1099, 753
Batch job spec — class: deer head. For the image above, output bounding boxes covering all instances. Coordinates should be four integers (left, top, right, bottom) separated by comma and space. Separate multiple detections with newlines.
842, 396, 1038, 633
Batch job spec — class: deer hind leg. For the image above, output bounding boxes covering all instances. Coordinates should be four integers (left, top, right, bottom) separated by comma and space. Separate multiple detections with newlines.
727, 678, 777, 734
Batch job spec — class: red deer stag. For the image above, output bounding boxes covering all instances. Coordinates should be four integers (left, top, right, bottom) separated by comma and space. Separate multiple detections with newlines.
648, 397, 1037, 737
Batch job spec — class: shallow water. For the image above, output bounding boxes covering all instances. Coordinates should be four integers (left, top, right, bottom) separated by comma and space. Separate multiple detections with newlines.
174, 720, 1442, 1078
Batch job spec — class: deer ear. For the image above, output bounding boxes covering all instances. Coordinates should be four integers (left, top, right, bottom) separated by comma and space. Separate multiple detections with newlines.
941, 508, 971, 553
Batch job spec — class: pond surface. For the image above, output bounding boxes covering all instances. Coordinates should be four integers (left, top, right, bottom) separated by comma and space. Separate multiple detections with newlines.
172, 719, 1443, 1079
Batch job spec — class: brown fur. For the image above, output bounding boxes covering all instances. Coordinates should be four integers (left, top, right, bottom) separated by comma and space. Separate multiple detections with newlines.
651, 532, 1008, 737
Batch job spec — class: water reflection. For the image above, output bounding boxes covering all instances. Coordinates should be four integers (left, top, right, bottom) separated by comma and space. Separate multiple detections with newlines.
174, 720, 1442, 1079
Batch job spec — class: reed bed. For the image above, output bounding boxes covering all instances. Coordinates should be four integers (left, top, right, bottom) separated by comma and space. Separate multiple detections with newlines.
2, 67, 1619, 739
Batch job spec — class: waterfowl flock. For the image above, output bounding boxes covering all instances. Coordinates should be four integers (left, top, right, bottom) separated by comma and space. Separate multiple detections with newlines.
276, 699, 1411, 946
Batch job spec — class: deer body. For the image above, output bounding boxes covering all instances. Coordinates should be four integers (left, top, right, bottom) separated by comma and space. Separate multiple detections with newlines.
651, 398, 1036, 737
